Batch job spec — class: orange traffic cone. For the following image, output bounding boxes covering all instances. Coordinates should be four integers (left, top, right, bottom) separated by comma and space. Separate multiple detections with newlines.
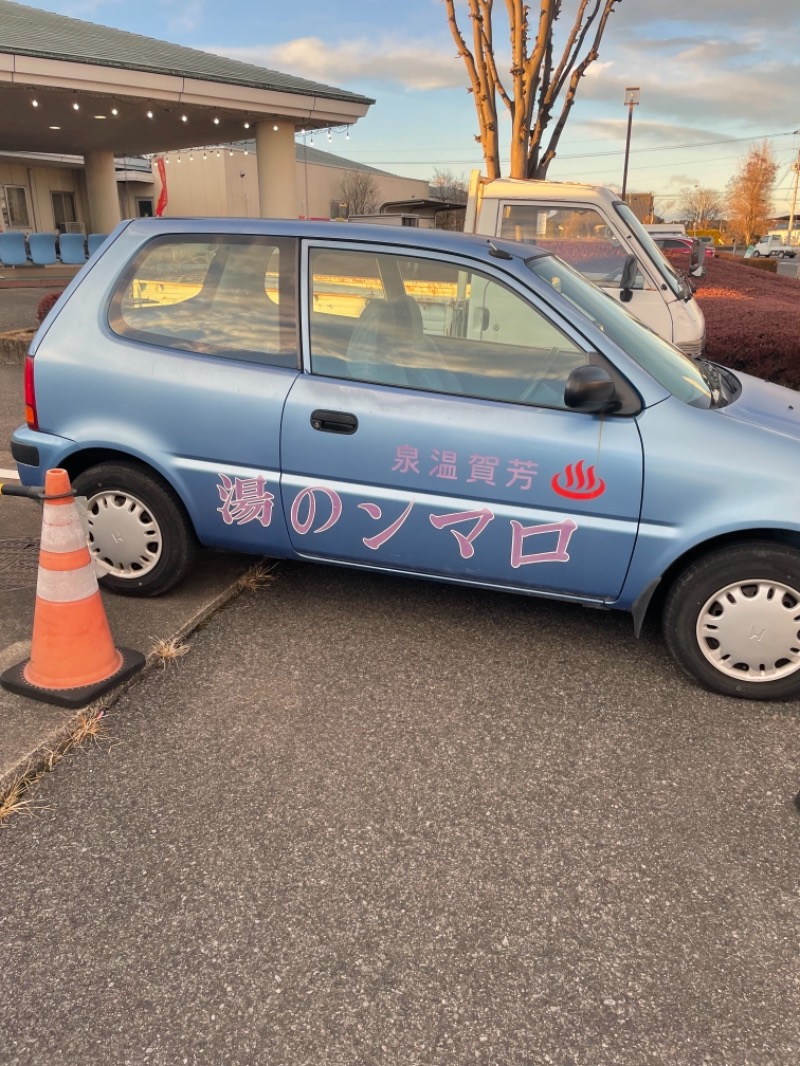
1, 469, 144, 708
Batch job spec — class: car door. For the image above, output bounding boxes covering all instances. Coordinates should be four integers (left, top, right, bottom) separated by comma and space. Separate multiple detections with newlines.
280, 241, 644, 603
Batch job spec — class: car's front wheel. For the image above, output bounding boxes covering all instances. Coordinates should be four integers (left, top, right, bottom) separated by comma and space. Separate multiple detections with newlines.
663, 543, 800, 699
72, 462, 197, 597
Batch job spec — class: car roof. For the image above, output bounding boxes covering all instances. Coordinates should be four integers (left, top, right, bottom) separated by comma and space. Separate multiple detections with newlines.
119, 216, 550, 263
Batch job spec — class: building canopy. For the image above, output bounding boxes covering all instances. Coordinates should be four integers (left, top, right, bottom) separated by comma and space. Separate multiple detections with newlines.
0, 0, 373, 157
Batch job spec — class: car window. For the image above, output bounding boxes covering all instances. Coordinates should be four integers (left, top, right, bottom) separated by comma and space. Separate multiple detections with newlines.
498, 203, 645, 291
308, 247, 588, 409
527, 254, 712, 408
108, 234, 298, 367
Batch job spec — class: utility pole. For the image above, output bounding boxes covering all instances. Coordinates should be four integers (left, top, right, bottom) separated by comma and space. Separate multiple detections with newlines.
788, 130, 800, 246
621, 87, 640, 201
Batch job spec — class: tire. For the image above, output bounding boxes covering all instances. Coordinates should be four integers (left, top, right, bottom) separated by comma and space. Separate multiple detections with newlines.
778, 250, 786, 259
752, 250, 760, 257
663, 543, 800, 700
72, 462, 197, 597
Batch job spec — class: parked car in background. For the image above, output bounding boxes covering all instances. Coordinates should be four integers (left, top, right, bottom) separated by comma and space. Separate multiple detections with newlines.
652, 235, 714, 260
12, 218, 800, 700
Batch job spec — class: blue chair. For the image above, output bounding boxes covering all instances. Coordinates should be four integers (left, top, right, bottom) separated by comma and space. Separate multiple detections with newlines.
28, 232, 58, 265
0, 231, 28, 267
87, 233, 109, 257
59, 233, 87, 264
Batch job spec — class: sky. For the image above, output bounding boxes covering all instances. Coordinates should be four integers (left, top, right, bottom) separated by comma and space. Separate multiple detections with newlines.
17, 0, 800, 217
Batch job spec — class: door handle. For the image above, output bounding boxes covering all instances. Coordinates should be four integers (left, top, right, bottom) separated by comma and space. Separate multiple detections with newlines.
310, 409, 359, 435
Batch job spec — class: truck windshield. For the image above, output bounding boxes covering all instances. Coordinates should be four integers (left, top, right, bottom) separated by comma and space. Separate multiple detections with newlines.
613, 202, 688, 300
526, 254, 712, 408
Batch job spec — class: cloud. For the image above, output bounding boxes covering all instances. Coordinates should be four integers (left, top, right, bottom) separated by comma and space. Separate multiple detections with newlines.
216, 36, 467, 92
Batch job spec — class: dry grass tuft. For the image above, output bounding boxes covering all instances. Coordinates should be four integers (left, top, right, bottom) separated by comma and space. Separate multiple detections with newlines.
237, 561, 279, 592
149, 636, 191, 668
0, 710, 107, 826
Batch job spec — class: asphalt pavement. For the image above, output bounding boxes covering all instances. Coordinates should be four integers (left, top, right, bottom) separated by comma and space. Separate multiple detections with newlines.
1, 280, 799, 1064
1, 561, 799, 1064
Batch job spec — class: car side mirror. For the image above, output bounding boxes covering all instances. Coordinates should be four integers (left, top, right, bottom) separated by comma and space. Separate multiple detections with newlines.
689, 239, 706, 278
564, 364, 619, 413
619, 253, 637, 302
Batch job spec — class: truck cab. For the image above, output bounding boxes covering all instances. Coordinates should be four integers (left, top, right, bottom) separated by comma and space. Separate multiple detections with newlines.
752, 233, 797, 258
465, 174, 706, 357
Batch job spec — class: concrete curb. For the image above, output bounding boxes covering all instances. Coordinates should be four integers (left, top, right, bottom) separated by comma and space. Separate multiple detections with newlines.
0, 330, 33, 366
0, 559, 259, 806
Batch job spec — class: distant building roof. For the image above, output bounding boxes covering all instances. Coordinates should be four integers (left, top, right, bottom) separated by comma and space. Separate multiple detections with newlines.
0, 0, 373, 106
293, 143, 391, 176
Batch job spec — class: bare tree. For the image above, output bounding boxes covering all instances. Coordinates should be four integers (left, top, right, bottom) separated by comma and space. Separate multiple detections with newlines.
444, 0, 623, 180
429, 168, 468, 229
678, 186, 725, 233
338, 171, 380, 216
430, 167, 469, 202
726, 141, 778, 246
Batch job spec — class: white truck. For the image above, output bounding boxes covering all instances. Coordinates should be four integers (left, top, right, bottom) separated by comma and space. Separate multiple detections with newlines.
463, 173, 706, 357
751, 233, 797, 258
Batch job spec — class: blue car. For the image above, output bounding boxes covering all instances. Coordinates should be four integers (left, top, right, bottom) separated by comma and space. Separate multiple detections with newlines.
11, 218, 800, 700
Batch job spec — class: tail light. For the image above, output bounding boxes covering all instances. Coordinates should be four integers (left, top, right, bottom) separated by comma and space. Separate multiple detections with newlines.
24, 355, 38, 430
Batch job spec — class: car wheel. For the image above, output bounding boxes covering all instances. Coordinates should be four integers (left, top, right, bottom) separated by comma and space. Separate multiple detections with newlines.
72, 462, 197, 597
752, 250, 760, 257
663, 543, 800, 699
778, 250, 786, 259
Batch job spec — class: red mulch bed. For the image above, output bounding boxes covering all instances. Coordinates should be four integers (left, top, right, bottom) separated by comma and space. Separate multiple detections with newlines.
691, 255, 800, 390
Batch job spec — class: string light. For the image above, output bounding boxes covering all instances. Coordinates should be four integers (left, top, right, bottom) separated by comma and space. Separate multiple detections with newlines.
181, 114, 188, 123
243, 120, 250, 129
111, 107, 118, 116
72, 95, 80, 111
213, 116, 220, 125
273, 124, 279, 131
146, 108, 154, 119
32, 97, 38, 108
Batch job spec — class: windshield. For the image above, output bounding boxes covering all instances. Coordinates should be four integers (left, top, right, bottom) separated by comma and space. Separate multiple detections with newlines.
526, 254, 712, 409
614, 202, 688, 300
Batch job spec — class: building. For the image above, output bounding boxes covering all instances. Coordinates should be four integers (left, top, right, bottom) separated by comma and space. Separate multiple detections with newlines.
152, 142, 429, 222
0, 0, 373, 234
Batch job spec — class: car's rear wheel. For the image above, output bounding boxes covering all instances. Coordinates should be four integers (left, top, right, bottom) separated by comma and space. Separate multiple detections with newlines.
72, 462, 196, 597
663, 543, 800, 699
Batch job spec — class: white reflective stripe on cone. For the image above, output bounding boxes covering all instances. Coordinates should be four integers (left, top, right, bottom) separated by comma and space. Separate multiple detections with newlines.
40, 506, 87, 554
36, 561, 99, 602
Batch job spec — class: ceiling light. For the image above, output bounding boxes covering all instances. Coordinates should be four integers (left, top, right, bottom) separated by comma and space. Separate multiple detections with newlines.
49, 125, 61, 130
213, 117, 220, 125
72, 97, 79, 111
181, 114, 188, 123
146, 109, 154, 119
94, 115, 107, 120
111, 107, 118, 116
273, 124, 279, 131
32, 98, 39, 108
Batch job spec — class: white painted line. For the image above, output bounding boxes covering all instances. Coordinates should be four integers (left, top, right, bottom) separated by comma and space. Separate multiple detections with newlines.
0, 468, 20, 481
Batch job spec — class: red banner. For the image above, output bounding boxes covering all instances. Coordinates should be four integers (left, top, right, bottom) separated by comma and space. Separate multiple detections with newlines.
155, 157, 168, 217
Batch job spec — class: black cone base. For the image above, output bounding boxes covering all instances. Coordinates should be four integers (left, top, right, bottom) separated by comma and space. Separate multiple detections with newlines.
0, 647, 146, 709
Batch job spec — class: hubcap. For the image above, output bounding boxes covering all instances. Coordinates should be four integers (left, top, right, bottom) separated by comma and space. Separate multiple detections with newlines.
84, 490, 163, 578
697, 579, 800, 683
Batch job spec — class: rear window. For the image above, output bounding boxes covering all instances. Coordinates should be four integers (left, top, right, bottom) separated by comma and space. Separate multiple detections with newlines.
108, 234, 298, 368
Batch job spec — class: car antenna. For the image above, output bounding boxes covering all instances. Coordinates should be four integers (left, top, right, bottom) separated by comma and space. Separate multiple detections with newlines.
488, 240, 513, 260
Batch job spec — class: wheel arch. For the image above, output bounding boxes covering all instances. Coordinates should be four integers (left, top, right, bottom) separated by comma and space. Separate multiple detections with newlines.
60, 448, 197, 536
635, 528, 800, 633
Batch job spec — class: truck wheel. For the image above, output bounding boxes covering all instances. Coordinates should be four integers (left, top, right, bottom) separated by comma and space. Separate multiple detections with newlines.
778, 251, 786, 259
72, 462, 197, 597
752, 250, 760, 257
663, 543, 800, 700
